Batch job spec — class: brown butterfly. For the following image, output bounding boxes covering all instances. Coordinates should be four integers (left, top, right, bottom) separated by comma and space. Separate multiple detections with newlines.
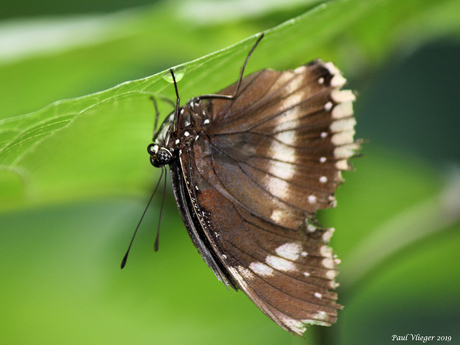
145, 33, 359, 335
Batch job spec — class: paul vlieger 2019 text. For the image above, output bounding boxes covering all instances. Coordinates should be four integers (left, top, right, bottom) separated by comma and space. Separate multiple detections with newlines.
392, 334, 452, 343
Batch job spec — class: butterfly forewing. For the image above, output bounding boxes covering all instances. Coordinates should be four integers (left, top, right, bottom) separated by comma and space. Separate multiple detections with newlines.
172, 60, 358, 335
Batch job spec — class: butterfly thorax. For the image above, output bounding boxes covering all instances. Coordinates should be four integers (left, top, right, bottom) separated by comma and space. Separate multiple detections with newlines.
147, 98, 214, 168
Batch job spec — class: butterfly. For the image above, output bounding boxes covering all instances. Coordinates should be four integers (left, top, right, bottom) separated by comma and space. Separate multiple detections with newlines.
144, 33, 359, 335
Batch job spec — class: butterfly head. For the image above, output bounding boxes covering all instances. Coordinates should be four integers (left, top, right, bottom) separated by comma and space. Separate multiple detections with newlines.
147, 143, 173, 168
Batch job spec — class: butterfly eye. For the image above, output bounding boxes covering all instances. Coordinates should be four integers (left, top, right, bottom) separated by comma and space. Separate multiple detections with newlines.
147, 143, 159, 155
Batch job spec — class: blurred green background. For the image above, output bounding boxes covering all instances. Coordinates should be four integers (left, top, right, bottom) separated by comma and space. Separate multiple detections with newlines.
1, 0, 459, 344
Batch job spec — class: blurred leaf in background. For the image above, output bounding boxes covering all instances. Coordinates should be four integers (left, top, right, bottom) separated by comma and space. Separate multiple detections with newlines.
1, 0, 459, 344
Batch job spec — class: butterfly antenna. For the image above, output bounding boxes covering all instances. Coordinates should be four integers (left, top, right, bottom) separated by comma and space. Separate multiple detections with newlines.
232, 32, 264, 98
199, 32, 264, 101
154, 167, 168, 252
169, 69, 181, 133
121, 168, 165, 269
150, 96, 160, 140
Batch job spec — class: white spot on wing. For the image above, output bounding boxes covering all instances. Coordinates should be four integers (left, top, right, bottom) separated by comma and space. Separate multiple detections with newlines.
324, 62, 340, 76
328, 195, 338, 207
320, 245, 333, 257
266, 105, 302, 202
294, 65, 307, 73
330, 118, 356, 132
283, 73, 306, 106
275, 242, 302, 261
249, 262, 274, 277
267, 140, 296, 162
332, 101, 353, 119
330, 281, 340, 289
308, 195, 317, 203
331, 73, 346, 87
274, 130, 296, 146
334, 143, 360, 159
324, 101, 333, 111
314, 292, 322, 299
326, 270, 337, 279
265, 161, 297, 180
266, 255, 296, 272
302, 319, 330, 326
331, 131, 355, 145
280, 316, 307, 335
270, 209, 284, 222
331, 89, 356, 103
335, 160, 348, 170
320, 176, 328, 183
265, 178, 292, 202
324, 62, 346, 87
322, 258, 335, 269
320, 157, 327, 163
307, 223, 317, 232
313, 311, 329, 321
237, 265, 254, 280
322, 228, 335, 242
